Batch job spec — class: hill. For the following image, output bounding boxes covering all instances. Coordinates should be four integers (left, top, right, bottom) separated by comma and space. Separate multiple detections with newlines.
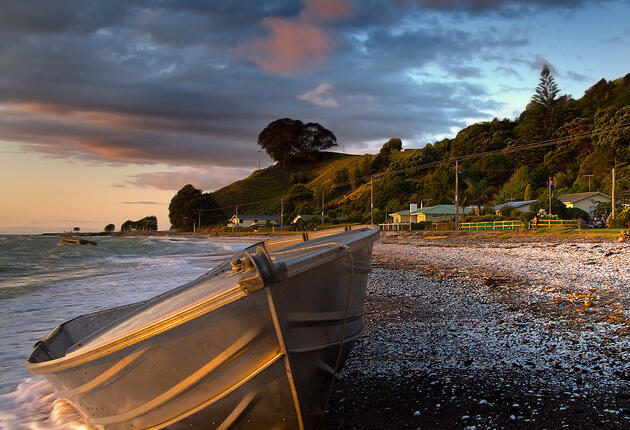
211, 70, 630, 225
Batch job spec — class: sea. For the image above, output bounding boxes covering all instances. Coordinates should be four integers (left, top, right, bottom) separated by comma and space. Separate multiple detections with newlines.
0, 234, 253, 429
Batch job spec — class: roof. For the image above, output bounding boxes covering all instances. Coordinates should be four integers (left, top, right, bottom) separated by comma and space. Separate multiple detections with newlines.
492, 200, 537, 211
558, 192, 610, 203
391, 205, 473, 215
230, 214, 280, 221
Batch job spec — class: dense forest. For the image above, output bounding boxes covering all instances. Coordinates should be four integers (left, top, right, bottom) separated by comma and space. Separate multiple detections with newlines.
171, 68, 630, 230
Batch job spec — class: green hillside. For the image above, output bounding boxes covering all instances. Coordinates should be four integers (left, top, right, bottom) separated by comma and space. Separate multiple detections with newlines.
205, 69, 630, 226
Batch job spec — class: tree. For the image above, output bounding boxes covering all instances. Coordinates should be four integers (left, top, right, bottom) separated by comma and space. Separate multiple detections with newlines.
523, 184, 532, 201
382, 137, 403, 153
169, 184, 221, 231
104, 223, 115, 233
592, 105, 630, 164
533, 65, 560, 113
371, 138, 403, 172
121, 216, 158, 231
258, 118, 337, 165
518, 65, 563, 141
284, 184, 314, 217
464, 178, 490, 213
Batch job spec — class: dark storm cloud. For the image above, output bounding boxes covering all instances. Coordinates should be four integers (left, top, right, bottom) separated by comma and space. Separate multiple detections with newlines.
0, 0, 602, 175
411, 0, 613, 15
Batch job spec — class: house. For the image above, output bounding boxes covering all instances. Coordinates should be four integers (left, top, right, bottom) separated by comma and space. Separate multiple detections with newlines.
391, 204, 472, 223
492, 200, 537, 215
558, 192, 610, 216
228, 214, 280, 228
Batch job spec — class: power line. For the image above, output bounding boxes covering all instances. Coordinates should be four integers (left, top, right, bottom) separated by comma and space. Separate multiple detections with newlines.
195, 120, 630, 217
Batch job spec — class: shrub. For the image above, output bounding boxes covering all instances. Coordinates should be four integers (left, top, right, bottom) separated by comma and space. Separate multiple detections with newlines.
565, 207, 589, 221
608, 208, 630, 228
520, 211, 536, 222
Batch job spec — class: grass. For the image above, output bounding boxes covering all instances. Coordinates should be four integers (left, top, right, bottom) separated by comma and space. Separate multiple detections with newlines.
212, 152, 365, 216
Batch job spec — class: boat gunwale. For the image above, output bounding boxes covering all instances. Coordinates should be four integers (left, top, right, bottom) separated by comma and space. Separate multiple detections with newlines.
26, 226, 379, 373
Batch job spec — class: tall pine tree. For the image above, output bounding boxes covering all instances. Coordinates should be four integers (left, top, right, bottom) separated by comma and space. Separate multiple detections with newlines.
518, 64, 563, 141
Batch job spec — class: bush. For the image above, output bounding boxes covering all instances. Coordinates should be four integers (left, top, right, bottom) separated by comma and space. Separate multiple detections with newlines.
520, 211, 536, 222
608, 208, 630, 228
565, 207, 589, 221
499, 206, 512, 218
290, 172, 308, 184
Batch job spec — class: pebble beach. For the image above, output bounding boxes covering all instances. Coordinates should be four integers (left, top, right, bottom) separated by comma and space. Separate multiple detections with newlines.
323, 234, 630, 429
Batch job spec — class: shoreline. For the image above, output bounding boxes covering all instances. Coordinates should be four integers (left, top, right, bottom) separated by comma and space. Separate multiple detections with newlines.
323, 239, 630, 429
38, 227, 626, 244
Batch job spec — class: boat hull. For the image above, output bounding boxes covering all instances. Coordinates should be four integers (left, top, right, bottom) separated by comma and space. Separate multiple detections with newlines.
27, 226, 379, 429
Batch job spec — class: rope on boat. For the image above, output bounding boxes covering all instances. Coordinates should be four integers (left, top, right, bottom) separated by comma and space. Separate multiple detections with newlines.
270, 243, 354, 430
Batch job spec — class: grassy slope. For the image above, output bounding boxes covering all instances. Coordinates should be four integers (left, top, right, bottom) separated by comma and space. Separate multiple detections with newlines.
212, 152, 362, 216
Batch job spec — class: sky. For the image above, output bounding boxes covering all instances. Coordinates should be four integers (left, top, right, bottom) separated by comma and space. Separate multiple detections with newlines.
1, 0, 630, 233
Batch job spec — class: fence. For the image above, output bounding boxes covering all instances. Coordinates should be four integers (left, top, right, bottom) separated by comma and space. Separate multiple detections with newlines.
460, 219, 581, 231
460, 220, 524, 231
532, 219, 580, 229
379, 223, 412, 231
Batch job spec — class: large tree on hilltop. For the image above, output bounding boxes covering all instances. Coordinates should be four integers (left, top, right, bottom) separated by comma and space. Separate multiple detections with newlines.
258, 118, 337, 165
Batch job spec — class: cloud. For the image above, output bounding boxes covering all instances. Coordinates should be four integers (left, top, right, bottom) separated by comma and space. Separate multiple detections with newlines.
236, 18, 338, 75
412, 0, 612, 15
127, 166, 253, 191
496, 66, 523, 80
236, 0, 353, 75
566, 70, 590, 82
122, 201, 162, 205
0, 0, 615, 176
300, 0, 354, 21
298, 83, 340, 108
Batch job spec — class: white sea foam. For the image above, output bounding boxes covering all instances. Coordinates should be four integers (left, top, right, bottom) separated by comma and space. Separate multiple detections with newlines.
0, 235, 251, 428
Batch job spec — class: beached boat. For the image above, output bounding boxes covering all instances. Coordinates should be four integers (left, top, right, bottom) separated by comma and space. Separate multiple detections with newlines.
27, 225, 379, 429
58, 237, 98, 246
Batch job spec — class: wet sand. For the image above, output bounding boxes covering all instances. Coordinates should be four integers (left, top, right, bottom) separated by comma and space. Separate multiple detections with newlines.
323, 237, 630, 429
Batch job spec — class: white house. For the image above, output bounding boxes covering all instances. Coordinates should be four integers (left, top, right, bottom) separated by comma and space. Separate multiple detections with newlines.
558, 192, 610, 216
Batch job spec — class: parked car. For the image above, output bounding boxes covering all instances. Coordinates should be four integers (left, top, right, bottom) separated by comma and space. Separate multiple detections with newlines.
592, 217, 606, 228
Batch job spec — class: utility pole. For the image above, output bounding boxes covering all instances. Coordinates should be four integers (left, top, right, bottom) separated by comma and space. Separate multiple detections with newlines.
370, 177, 374, 225
582, 174, 594, 192
548, 177, 552, 217
321, 188, 325, 225
612, 168, 616, 219
280, 197, 284, 228
456, 161, 461, 229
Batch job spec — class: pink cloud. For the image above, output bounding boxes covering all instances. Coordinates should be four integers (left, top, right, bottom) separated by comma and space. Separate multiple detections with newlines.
236, 0, 353, 75
127, 167, 252, 191
237, 18, 337, 75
